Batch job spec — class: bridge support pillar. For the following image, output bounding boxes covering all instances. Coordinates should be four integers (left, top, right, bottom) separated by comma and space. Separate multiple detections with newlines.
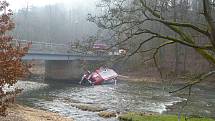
45, 60, 84, 82
45, 60, 107, 82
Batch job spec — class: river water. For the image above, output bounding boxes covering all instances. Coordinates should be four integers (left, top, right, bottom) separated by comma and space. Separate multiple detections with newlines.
16, 80, 215, 121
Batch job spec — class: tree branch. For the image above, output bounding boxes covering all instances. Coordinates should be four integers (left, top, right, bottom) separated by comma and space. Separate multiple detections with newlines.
128, 36, 157, 56
169, 70, 215, 93
151, 19, 210, 37
152, 41, 175, 77
137, 29, 214, 50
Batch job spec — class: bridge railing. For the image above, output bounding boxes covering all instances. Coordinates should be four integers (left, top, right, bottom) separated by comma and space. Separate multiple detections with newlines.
13, 39, 70, 54
12, 39, 120, 56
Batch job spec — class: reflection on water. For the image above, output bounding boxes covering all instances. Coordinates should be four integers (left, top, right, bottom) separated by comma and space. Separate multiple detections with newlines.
17, 80, 215, 121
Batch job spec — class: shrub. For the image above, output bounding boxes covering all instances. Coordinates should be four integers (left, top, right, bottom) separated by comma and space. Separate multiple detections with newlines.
0, 1, 30, 116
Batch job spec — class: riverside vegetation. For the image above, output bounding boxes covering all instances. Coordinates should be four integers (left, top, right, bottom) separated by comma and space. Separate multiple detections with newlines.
118, 113, 215, 121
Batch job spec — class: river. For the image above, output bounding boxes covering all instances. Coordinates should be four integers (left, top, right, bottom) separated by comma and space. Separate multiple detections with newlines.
16, 80, 215, 121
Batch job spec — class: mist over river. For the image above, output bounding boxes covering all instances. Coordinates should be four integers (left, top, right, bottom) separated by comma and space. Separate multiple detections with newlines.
16, 80, 215, 121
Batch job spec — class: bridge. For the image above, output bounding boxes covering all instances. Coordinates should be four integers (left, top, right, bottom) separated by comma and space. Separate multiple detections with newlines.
14, 40, 118, 61
23, 52, 109, 60
14, 40, 119, 81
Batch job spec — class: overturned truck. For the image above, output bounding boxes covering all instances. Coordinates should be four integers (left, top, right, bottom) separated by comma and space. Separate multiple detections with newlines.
80, 67, 118, 85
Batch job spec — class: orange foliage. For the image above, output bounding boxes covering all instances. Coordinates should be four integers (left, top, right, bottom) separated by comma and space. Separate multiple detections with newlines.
0, 1, 30, 116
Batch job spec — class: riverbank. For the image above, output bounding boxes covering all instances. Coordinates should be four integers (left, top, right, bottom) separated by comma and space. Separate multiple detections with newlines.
118, 112, 215, 121
0, 104, 73, 121
118, 73, 215, 87
118, 75, 160, 83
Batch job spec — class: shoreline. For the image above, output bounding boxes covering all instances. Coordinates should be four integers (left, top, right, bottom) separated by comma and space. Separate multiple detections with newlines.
118, 75, 161, 83
1, 104, 74, 121
118, 74, 215, 87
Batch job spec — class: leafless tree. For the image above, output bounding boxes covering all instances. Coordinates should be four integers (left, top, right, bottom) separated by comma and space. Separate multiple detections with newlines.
88, 0, 215, 91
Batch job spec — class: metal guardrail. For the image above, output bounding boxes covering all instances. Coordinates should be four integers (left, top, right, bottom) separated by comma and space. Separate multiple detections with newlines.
12, 39, 70, 54
12, 39, 119, 56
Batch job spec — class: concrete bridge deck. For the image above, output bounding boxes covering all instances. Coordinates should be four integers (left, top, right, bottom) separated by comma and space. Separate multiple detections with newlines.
23, 52, 110, 60
15, 39, 119, 61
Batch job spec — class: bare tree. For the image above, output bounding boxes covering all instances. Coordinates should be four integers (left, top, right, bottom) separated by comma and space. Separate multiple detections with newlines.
88, 0, 215, 90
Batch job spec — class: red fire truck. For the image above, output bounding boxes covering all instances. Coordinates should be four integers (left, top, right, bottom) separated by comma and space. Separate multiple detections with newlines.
79, 66, 118, 85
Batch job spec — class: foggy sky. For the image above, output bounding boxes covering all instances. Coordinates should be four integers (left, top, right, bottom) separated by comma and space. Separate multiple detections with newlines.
7, 0, 98, 11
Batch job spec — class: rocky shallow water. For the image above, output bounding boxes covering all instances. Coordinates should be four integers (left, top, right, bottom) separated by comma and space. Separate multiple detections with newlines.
16, 80, 215, 121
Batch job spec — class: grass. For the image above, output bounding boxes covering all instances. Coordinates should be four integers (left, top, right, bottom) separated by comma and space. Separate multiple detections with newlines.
118, 113, 215, 121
